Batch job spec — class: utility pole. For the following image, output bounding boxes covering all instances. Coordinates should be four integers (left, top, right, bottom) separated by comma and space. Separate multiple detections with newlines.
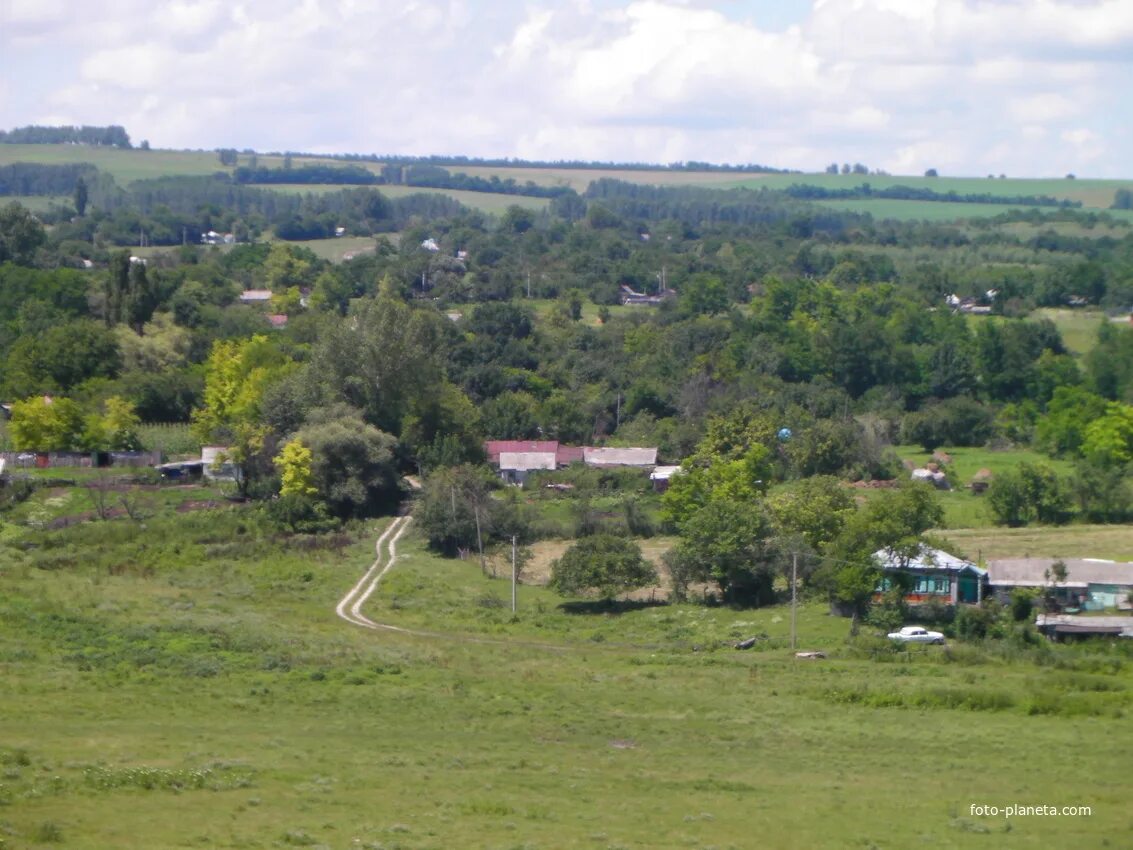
511, 535, 518, 613
791, 550, 798, 651
474, 503, 485, 576
527, 270, 532, 298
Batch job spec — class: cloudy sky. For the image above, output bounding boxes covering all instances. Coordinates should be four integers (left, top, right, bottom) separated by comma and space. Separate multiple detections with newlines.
2, 0, 1131, 177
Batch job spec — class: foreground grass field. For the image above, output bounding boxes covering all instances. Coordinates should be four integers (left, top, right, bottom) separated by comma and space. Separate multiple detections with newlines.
2, 488, 1131, 849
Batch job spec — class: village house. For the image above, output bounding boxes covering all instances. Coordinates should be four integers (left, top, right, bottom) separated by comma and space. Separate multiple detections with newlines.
985, 558, 1133, 612
239, 289, 273, 304
874, 545, 987, 606
484, 440, 660, 484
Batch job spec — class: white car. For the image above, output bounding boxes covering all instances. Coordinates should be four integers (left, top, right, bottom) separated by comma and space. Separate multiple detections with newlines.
887, 626, 945, 644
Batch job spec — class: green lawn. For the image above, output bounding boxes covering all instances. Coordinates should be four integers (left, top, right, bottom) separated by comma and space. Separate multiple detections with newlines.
2, 488, 1132, 848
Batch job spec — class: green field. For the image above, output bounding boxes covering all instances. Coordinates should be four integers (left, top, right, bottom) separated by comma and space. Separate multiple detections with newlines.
893, 446, 1077, 531
450, 165, 1133, 211
0, 144, 227, 184
2, 485, 1132, 849
6, 144, 1131, 223
814, 198, 1034, 222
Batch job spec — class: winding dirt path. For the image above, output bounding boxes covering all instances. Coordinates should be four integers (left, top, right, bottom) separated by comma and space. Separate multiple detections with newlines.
334, 516, 569, 651
335, 515, 417, 633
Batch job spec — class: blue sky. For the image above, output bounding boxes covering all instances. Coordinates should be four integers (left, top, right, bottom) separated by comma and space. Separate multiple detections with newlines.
2, 0, 1131, 177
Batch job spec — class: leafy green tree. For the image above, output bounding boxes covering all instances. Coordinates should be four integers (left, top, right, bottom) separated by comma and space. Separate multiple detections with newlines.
1081, 402, 1133, 465
2, 320, 121, 398
1070, 459, 1133, 523
766, 476, 856, 558
1035, 386, 1108, 456
401, 382, 484, 469
679, 273, 729, 316
191, 335, 294, 445
0, 202, 46, 265
73, 177, 88, 217
550, 535, 656, 601
660, 447, 769, 530
296, 409, 401, 518
82, 396, 142, 450
8, 396, 85, 451
481, 391, 541, 440
307, 287, 444, 436
987, 462, 1071, 527
672, 497, 778, 605
819, 483, 943, 626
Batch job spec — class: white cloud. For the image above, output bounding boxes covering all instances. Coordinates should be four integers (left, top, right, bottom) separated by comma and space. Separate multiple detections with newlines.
1, 0, 1130, 175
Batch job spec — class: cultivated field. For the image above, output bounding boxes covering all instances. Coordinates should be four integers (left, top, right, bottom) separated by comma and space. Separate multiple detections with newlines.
6, 144, 1132, 223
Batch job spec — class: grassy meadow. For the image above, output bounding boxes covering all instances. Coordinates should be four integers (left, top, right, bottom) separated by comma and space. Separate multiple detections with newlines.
2, 482, 1132, 849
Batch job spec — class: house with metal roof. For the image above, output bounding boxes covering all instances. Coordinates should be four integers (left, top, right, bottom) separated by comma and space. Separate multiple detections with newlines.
484, 440, 558, 466
873, 545, 988, 606
986, 558, 1133, 612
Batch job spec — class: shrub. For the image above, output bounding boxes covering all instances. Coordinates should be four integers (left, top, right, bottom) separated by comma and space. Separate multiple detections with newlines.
550, 534, 657, 600
1010, 588, 1037, 621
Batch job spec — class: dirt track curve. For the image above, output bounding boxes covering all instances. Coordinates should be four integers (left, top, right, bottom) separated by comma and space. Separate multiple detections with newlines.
334, 515, 420, 634
334, 516, 569, 651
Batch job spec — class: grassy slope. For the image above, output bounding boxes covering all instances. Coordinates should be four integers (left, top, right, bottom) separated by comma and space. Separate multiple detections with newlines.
2, 491, 1132, 849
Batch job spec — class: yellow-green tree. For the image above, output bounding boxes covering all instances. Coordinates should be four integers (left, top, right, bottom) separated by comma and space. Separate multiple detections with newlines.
82, 396, 142, 451
274, 439, 317, 497
8, 396, 85, 451
191, 335, 295, 497
191, 335, 294, 444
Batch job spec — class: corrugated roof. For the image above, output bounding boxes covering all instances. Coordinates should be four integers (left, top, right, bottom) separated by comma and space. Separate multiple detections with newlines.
485, 440, 558, 464
874, 545, 986, 576
556, 445, 585, 465
498, 451, 557, 471
583, 447, 658, 467
987, 558, 1133, 587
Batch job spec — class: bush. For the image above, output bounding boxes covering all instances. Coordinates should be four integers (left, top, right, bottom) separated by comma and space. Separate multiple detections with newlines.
955, 603, 999, 640
987, 462, 1071, 527
1010, 588, 1037, 621
550, 534, 657, 600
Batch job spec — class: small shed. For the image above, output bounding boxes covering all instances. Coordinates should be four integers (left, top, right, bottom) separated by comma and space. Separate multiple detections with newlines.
649, 465, 682, 492
498, 451, 557, 486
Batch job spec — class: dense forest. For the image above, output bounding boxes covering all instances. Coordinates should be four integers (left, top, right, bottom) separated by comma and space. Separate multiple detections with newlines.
3, 147, 1133, 606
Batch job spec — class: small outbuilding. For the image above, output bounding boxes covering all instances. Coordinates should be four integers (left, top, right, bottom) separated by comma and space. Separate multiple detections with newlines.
498, 451, 557, 486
